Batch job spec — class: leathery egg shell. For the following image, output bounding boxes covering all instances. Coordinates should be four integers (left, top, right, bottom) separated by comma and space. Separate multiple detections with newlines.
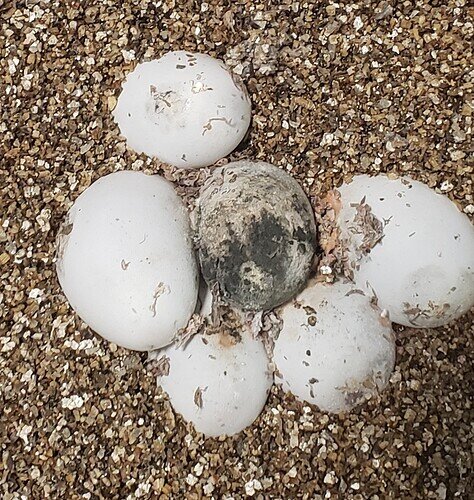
336, 175, 474, 327
155, 300, 273, 437
113, 51, 251, 168
273, 280, 395, 413
56, 171, 199, 351
195, 160, 317, 311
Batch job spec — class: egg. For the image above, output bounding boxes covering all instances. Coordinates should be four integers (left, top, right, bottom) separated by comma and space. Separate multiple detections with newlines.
336, 175, 474, 327
56, 171, 199, 351
273, 280, 395, 413
154, 295, 273, 437
195, 160, 317, 311
113, 51, 251, 168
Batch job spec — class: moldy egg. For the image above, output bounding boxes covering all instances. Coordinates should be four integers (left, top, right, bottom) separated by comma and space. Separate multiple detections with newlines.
194, 160, 318, 311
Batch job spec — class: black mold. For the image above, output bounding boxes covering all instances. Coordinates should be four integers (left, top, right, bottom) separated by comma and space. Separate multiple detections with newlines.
200, 210, 311, 311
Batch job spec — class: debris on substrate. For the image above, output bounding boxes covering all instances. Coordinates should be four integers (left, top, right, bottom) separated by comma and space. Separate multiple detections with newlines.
1, 1, 473, 499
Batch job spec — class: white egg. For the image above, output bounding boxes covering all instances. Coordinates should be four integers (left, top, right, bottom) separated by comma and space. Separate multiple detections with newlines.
113, 51, 251, 169
155, 316, 273, 437
273, 280, 395, 413
336, 175, 474, 327
56, 171, 199, 351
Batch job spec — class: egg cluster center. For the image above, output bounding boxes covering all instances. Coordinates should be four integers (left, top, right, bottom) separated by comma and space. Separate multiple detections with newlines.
56, 51, 474, 438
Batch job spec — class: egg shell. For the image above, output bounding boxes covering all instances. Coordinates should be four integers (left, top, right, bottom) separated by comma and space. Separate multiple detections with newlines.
195, 160, 317, 311
156, 327, 273, 437
337, 175, 474, 327
113, 51, 251, 168
273, 280, 396, 413
198, 282, 214, 318
56, 171, 199, 351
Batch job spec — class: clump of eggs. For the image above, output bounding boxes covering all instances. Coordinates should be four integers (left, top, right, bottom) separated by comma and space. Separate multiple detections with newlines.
56, 51, 474, 437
